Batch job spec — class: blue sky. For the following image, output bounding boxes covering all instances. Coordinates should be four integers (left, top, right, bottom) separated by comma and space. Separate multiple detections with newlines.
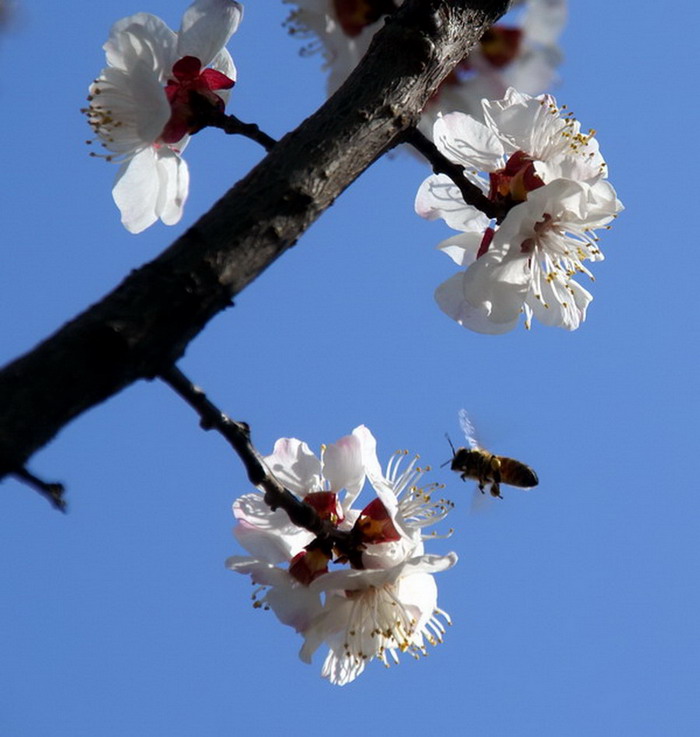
1, 1, 699, 735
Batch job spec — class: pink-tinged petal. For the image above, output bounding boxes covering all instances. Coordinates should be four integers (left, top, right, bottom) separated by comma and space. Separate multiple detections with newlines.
264, 438, 322, 496
323, 431, 366, 504
112, 147, 161, 233
177, 0, 243, 68
433, 111, 505, 170
435, 273, 519, 334
105, 14, 177, 78
154, 147, 189, 225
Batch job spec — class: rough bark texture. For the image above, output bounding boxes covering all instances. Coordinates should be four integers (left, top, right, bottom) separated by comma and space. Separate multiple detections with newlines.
0, 0, 509, 479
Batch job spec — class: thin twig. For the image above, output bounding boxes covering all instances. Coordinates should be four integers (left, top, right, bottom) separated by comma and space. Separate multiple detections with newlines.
403, 127, 506, 222
159, 365, 363, 563
209, 112, 277, 152
12, 468, 66, 512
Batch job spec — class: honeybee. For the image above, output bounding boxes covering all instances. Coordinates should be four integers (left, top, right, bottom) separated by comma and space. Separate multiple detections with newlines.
447, 409, 539, 498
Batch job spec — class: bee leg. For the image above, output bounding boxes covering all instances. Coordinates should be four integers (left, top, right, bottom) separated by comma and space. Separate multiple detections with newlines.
489, 462, 503, 498
477, 479, 486, 494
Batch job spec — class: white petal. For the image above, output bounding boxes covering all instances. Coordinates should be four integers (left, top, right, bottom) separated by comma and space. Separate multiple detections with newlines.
264, 581, 323, 633
482, 88, 561, 156
415, 174, 489, 232
433, 111, 505, 170
153, 147, 189, 225
225, 558, 322, 632
224, 557, 288, 586
320, 647, 365, 686
437, 231, 485, 267
177, 0, 243, 67
233, 493, 313, 562
435, 272, 519, 334
112, 147, 160, 233
92, 63, 171, 150
263, 438, 322, 496
462, 249, 531, 325
354, 425, 383, 486
105, 13, 177, 75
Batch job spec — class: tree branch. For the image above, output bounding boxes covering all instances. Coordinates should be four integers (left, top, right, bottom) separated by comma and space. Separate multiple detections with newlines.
11, 468, 67, 512
0, 0, 509, 480
208, 112, 277, 151
160, 365, 363, 564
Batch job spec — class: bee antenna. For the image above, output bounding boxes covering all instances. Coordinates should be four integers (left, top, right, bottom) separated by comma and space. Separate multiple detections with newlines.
440, 433, 456, 467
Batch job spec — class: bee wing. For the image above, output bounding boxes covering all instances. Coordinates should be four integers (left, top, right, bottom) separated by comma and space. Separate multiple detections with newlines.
458, 408, 480, 450
469, 484, 498, 514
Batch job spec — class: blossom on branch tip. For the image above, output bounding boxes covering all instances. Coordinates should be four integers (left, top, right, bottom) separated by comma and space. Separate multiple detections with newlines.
416, 88, 623, 333
226, 426, 456, 685
84, 0, 242, 233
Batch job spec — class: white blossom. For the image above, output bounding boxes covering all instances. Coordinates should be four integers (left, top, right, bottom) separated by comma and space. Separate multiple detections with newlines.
226, 427, 456, 684
416, 89, 623, 333
300, 553, 456, 686
85, 0, 242, 233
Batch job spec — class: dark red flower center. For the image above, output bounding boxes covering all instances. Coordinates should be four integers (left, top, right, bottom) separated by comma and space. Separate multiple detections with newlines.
477, 151, 544, 259
488, 150, 544, 207
289, 548, 331, 586
333, 0, 396, 37
159, 55, 235, 144
478, 25, 523, 69
304, 491, 343, 525
353, 497, 401, 544
440, 24, 523, 90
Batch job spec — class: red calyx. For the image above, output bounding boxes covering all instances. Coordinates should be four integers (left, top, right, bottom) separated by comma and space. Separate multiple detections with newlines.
160, 56, 235, 144
304, 491, 343, 525
479, 25, 523, 69
353, 497, 401, 544
289, 549, 330, 586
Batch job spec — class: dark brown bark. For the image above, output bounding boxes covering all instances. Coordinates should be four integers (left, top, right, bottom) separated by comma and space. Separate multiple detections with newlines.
0, 0, 509, 480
